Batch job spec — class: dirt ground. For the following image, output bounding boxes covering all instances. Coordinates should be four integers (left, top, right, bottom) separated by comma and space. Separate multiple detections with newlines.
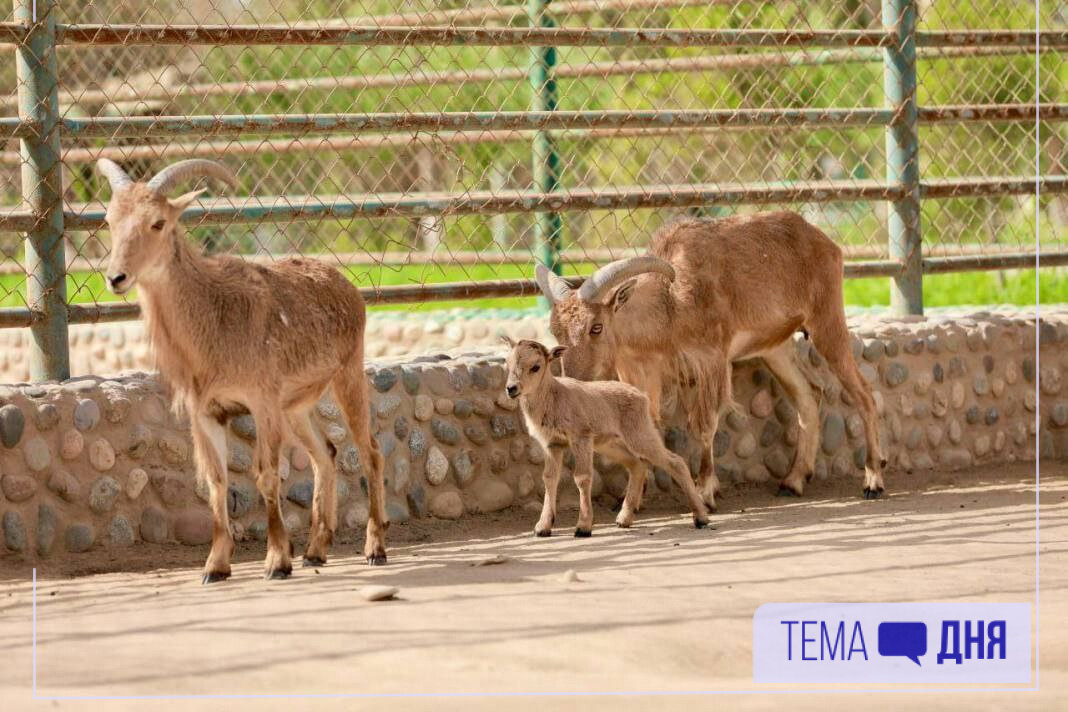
1, 462, 1065, 712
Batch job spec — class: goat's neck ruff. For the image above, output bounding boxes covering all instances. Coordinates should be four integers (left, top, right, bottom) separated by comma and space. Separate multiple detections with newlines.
518, 376, 558, 423
138, 231, 217, 397
142, 236, 207, 327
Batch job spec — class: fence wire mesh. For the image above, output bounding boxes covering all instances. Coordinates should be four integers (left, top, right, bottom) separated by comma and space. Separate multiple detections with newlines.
0, 0, 1064, 322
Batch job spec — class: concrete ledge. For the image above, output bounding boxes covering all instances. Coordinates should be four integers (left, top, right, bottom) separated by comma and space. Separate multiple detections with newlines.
0, 309, 1065, 559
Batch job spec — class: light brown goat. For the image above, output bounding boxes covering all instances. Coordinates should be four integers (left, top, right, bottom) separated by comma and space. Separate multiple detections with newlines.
503, 337, 709, 535
97, 158, 388, 583
535, 212, 885, 509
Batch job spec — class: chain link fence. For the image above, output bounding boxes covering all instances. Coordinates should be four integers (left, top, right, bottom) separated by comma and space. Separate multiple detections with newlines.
0, 0, 1065, 380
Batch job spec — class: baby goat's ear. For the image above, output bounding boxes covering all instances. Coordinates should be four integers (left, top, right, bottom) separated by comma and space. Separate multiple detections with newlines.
499, 334, 516, 348
167, 188, 208, 214
548, 345, 567, 361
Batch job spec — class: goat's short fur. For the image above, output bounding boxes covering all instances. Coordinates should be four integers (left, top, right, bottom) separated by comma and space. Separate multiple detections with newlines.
98, 159, 388, 583
536, 211, 886, 508
503, 337, 709, 535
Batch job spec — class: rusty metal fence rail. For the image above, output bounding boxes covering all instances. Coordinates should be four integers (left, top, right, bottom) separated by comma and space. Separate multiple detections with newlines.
0, 0, 1064, 381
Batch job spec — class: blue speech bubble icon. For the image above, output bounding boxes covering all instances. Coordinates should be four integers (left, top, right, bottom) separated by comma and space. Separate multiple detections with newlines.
878, 622, 927, 666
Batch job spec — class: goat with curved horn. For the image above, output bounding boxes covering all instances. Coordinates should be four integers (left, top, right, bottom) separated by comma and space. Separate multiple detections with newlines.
96, 158, 133, 190
577, 255, 676, 303
146, 159, 238, 195
544, 213, 887, 517
534, 263, 574, 304
96, 156, 389, 584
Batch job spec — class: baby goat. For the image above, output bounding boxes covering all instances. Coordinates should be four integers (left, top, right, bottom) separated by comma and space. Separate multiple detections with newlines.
503, 337, 709, 535
97, 158, 388, 583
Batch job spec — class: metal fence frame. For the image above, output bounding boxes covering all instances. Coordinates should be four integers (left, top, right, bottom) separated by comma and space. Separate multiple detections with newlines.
1, 0, 1065, 381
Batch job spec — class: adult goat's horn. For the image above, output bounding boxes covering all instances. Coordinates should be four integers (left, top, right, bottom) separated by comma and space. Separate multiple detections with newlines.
96, 158, 133, 191
535, 263, 574, 305
146, 159, 238, 195
577, 255, 675, 303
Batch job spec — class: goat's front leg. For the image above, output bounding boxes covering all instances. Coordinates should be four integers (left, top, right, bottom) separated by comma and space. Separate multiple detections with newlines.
252, 404, 292, 580
571, 439, 596, 537
695, 358, 731, 512
191, 408, 234, 584
534, 444, 565, 537
289, 408, 337, 566
696, 423, 722, 512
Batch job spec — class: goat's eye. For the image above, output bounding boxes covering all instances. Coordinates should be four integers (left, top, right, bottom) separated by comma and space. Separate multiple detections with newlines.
151, 220, 166, 231
590, 323, 603, 335
530, 364, 541, 373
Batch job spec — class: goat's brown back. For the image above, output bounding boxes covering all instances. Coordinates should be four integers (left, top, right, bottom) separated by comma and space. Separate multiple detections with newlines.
530, 377, 650, 442
143, 246, 365, 404
649, 212, 842, 335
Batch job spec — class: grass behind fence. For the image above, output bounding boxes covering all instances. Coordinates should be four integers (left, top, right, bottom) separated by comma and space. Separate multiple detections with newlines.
2, 265, 1063, 314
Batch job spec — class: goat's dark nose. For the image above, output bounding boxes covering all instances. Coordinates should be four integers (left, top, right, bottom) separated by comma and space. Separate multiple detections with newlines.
108, 273, 126, 290
506, 384, 519, 398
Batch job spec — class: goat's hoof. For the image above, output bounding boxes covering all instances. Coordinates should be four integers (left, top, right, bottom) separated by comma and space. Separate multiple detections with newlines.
202, 571, 230, 585
776, 485, 801, 497
694, 518, 710, 530
863, 487, 884, 500
534, 528, 552, 538
615, 520, 632, 529
265, 566, 292, 581
366, 553, 388, 566
574, 528, 592, 538
302, 556, 326, 568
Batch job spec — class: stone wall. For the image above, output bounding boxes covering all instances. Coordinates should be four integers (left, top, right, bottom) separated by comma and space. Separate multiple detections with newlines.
1, 309, 1065, 559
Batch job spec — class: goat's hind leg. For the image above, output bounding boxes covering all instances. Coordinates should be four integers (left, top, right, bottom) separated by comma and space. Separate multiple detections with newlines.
809, 314, 886, 498
762, 342, 821, 497
629, 429, 710, 529
333, 365, 388, 565
595, 442, 645, 528
192, 408, 234, 584
838, 355, 886, 498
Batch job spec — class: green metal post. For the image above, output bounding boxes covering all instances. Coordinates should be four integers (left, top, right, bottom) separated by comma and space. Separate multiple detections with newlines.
529, 0, 562, 308
882, 0, 923, 315
14, 0, 69, 380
